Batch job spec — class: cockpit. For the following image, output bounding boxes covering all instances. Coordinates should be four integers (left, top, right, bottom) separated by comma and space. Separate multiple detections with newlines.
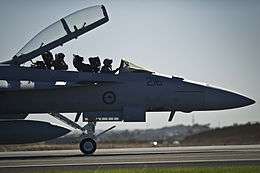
2, 5, 152, 75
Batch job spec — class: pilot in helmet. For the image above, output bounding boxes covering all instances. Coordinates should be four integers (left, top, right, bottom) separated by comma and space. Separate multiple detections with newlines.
73, 54, 84, 71
100, 58, 119, 74
41, 51, 54, 70
53, 53, 68, 70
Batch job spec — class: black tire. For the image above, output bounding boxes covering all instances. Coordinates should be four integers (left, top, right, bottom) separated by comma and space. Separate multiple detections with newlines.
79, 138, 97, 155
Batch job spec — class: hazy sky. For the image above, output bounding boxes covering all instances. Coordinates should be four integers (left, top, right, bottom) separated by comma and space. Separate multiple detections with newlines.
0, 0, 259, 130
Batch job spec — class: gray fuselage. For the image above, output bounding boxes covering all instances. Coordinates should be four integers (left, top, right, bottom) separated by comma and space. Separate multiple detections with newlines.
0, 71, 254, 122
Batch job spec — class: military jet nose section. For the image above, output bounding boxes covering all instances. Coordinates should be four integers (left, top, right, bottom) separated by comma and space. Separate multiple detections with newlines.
204, 87, 255, 110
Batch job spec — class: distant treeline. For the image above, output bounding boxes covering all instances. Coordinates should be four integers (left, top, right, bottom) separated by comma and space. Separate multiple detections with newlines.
182, 122, 260, 146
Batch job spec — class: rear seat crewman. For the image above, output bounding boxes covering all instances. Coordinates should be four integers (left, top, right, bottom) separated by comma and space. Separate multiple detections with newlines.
53, 53, 68, 70
41, 51, 54, 70
37, 52, 68, 71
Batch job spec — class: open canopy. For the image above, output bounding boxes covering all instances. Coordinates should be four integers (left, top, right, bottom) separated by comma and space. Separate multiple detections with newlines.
5, 5, 109, 65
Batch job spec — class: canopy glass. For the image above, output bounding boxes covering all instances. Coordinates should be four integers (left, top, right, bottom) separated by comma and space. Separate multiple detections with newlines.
9, 5, 108, 65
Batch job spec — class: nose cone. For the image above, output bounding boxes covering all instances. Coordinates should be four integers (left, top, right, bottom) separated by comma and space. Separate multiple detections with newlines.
205, 87, 255, 110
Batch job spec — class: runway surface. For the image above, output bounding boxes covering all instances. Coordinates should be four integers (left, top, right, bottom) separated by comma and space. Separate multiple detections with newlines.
0, 145, 260, 172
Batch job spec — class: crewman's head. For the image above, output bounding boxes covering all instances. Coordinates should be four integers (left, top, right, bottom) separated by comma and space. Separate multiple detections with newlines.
55, 53, 65, 61
73, 54, 84, 62
103, 59, 113, 66
42, 51, 53, 62
73, 54, 84, 69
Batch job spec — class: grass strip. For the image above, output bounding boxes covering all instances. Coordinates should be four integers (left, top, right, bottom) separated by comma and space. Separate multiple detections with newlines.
43, 166, 260, 173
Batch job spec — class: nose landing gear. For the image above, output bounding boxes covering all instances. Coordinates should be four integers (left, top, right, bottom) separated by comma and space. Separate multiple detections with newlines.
49, 113, 116, 155
80, 121, 96, 155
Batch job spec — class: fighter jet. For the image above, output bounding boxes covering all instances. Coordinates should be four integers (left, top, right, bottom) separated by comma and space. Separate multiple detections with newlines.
0, 5, 255, 155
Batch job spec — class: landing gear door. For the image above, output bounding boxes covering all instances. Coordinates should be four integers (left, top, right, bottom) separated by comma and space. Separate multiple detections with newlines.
123, 106, 146, 122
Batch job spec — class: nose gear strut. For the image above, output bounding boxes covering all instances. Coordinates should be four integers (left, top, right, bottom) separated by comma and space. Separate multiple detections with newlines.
49, 112, 116, 155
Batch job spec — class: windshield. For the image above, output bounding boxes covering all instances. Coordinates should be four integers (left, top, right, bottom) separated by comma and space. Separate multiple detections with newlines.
11, 5, 108, 65
119, 60, 152, 73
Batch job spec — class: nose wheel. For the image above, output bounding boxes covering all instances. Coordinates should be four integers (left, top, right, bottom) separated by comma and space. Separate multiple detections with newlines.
49, 113, 116, 155
80, 138, 97, 155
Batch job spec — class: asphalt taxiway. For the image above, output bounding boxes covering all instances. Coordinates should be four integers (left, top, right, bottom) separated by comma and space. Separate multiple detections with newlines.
0, 145, 260, 172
